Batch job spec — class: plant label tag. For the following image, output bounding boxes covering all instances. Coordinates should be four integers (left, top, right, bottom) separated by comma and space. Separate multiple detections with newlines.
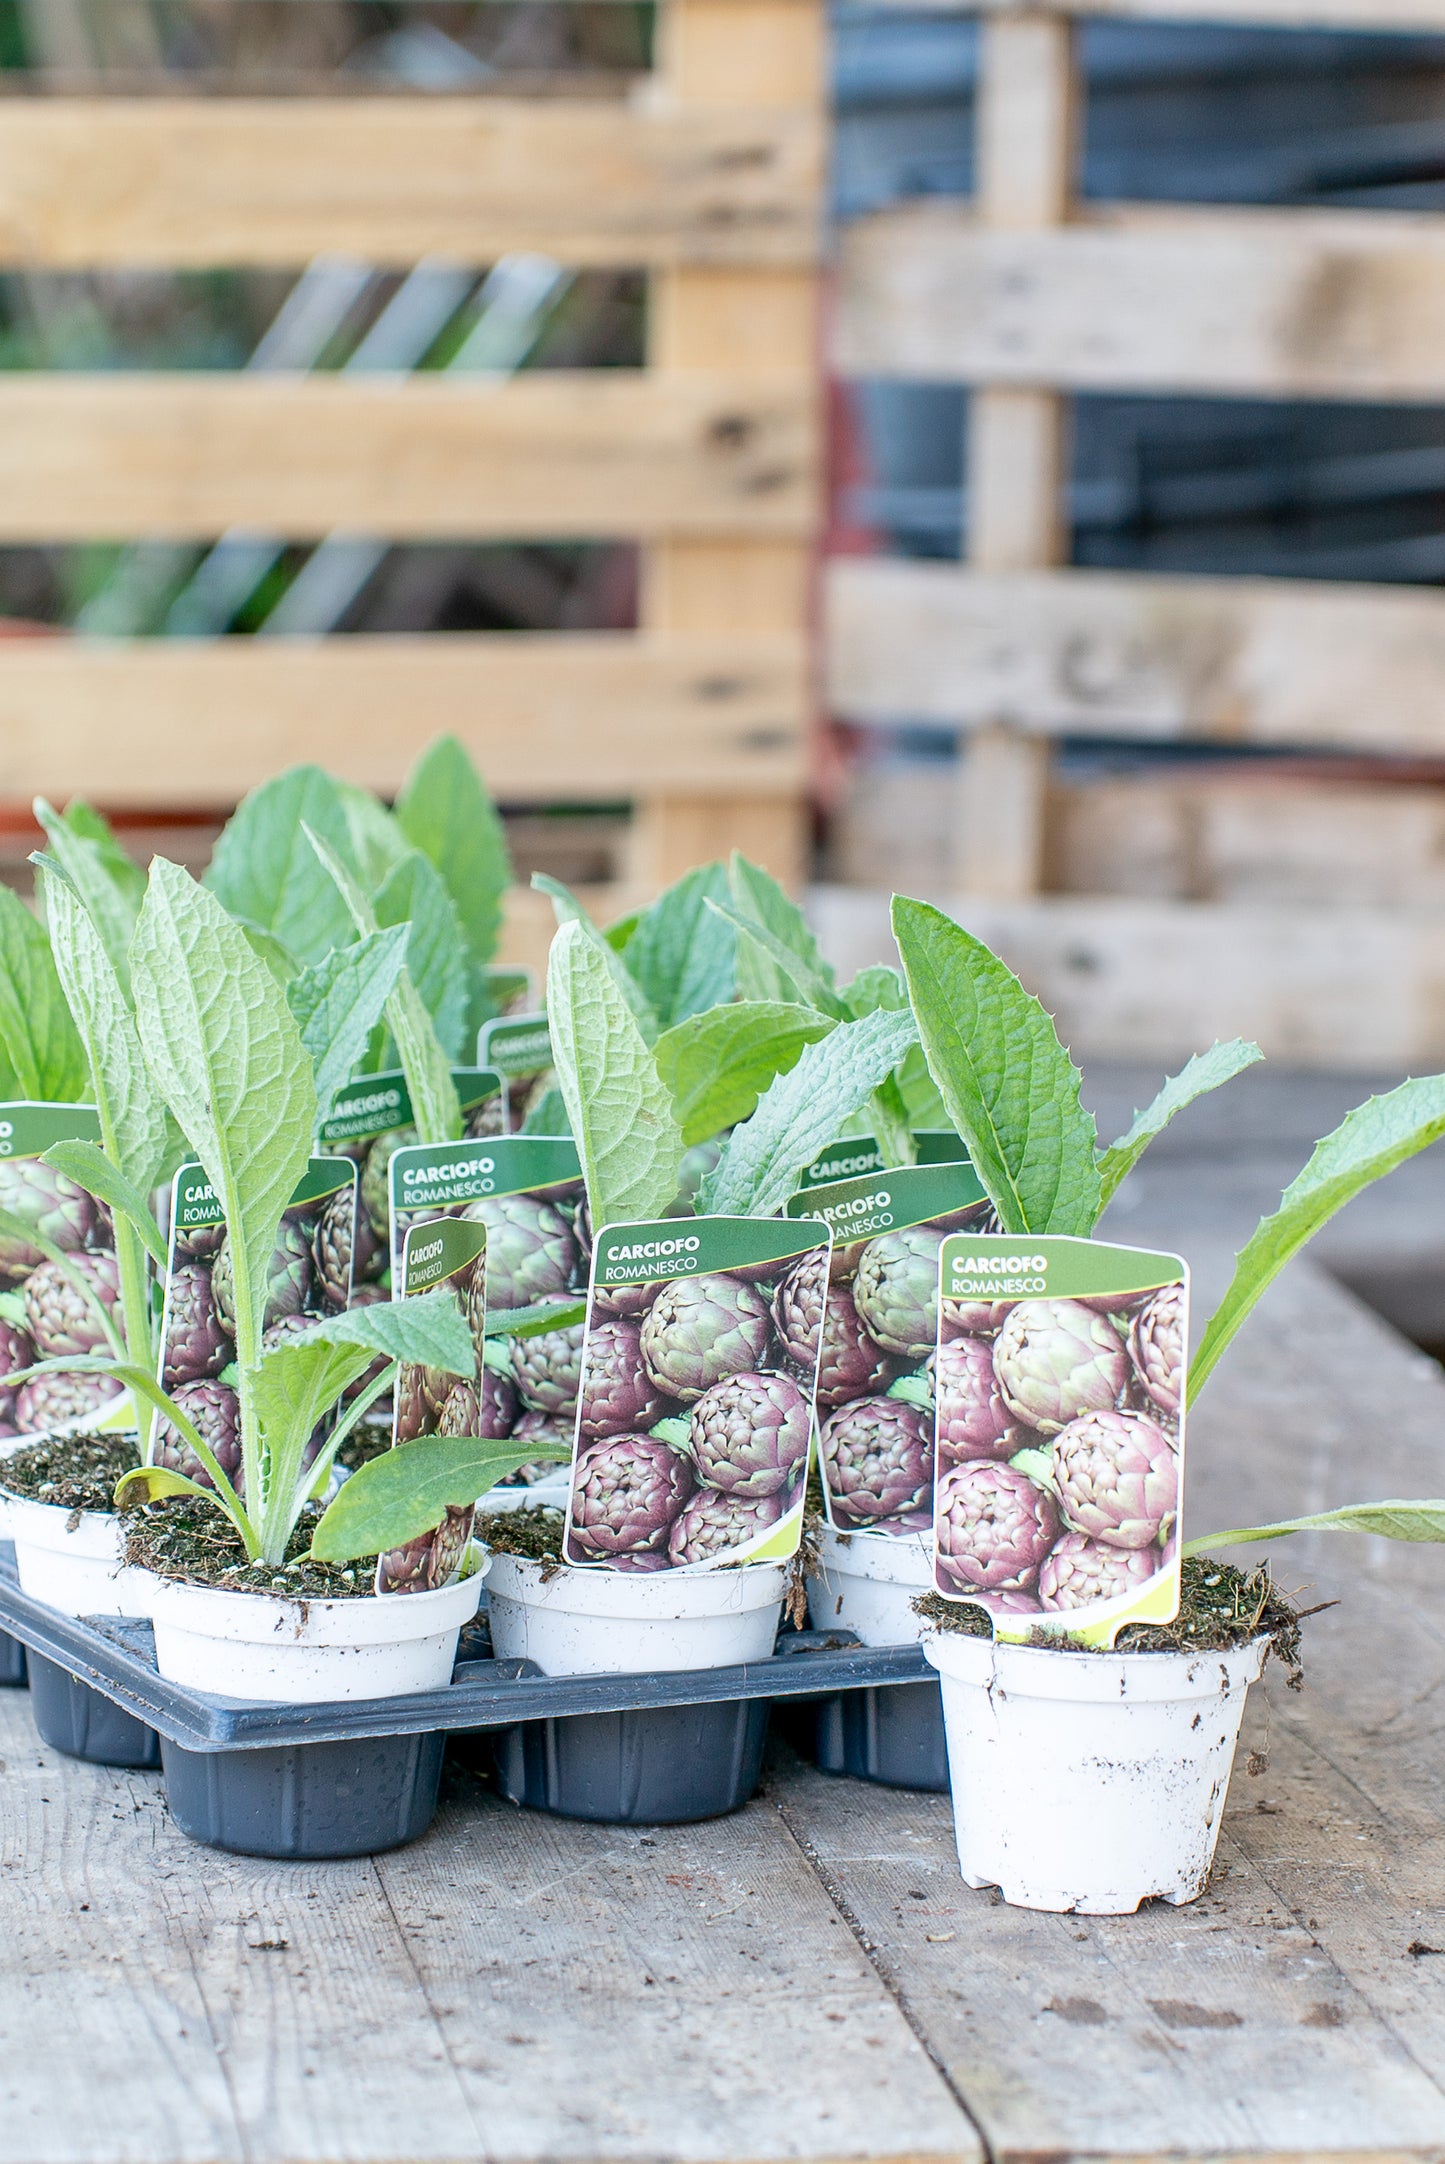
564, 1214, 834, 1574
387, 1134, 587, 1494
316, 1066, 504, 1295
932, 1235, 1187, 1646
785, 1160, 994, 1541
378, 1216, 490, 1595
481, 964, 536, 1018
156, 1155, 361, 1478
791, 1131, 970, 1193
0, 1099, 130, 1440
477, 1012, 555, 1131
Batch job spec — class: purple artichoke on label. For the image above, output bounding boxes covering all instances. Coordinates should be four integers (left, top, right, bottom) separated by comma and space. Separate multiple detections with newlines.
464, 1259, 486, 1354
436, 1380, 479, 1436
511, 1407, 575, 1469
851, 1226, 945, 1358
175, 1220, 225, 1263
992, 1297, 1130, 1436
940, 1295, 1013, 1336
1038, 1533, 1162, 1610
378, 1504, 472, 1595
568, 1434, 695, 1559
23, 1250, 121, 1359
260, 1314, 318, 1354
465, 1193, 577, 1310
820, 1394, 933, 1530
154, 1379, 243, 1493
0, 1316, 35, 1426
212, 1216, 315, 1335
510, 1322, 584, 1417
934, 1462, 1061, 1594
475, 1365, 520, 1439
774, 1259, 895, 1409
578, 1317, 671, 1442
15, 1368, 124, 1435
163, 1261, 232, 1384
639, 1273, 773, 1403
667, 1484, 784, 1565
395, 1364, 432, 1443
935, 1333, 1015, 1463
1052, 1407, 1179, 1551
689, 1370, 810, 1499
0, 1159, 99, 1287
361, 1126, 416, 1243
593, 1280, 656, 1320
1128, 1283, 1184, 1416
312, 1187, 355, 1311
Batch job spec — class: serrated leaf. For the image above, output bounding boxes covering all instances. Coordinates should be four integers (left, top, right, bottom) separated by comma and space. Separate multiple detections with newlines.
533, 873, 659, 1044
334, 778, 409, 890
0, 884, 88, 1101
375, 852, 469, 1061
727, 855, 840, 1012
1191, 1075, 1445, 1396
1097, 1039, 1265, 1209
309, 1434, 565, 1563
521, 1085, 571, 1138
486, 1297, 587, 1340
654, 1001, 835, 1149
42, 1142, 167, 1268
240, 921, 302, 986
842, 963, 907, 1018
395, 735, 511, 973
286, 926, 410, 1124
1184, 1500, 1445, 1554
206, 765, 357, 965
305, 1287, 477, 1374
619, 863, 737, 1029
34, 798, 144, 999
892, 897, 1100, 1237
702, 1007, 919, 1219
708, 897, 846, 1022
547, 919, 684, 1230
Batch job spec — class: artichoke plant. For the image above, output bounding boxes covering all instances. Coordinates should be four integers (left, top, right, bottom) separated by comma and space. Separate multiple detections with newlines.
577, 1317, 672, 1442
667, 1484, 783, 1565
1052, 1407, 1179, 1551
992, 1297, 1129, 1435
15, 1368, 123, 1435
213, 1216, 315, 1335
0, 1160, 98, 1286
935, 1332, 1015, 1463
163, 1260, 232, 1384
638, 1273, 772, 1402
153, 1379, 243, 1493
689, 1370, 810, 1500
1128, 1283, 1184, 1416
819, 1395, 933, 1529
467, 1193, 577, 1310
312, 1187, 355, 1311
568, 1434, 695, 1559
0, 1316, 35, 1430
934, 1462, 1061, 1594
23, 1251, 121, 1359
774, 1258, 896, 1409
509, 1322, 585, 1417
851, 1226, 944, 1358
1038, 1532, 1161, 1610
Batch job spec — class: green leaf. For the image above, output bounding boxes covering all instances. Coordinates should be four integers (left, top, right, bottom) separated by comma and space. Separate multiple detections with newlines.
603, 908, 643, 955
304, 826, 461, 1146
892, 896, 1100, 1237
841, 963, 906, 1018
547, 918, 685, 1230
42, 1141, 167, 1268
701, 1007, 919, 1219
896, 1044, 949, 1131
620, 863, 737, 1029
395, 735, 512, 973
375, 851, 469, 1061
1097, 1040, 1265, 1209
1190, 1074, 1445, 1396
1184, 1500, 1445, 1555
0, 884, 88, 1101
654, 1001, 835, 1149
334, 779, 409, 890
310, 1433, 566, 1563
520, 1085, 571, 1138
304, 1287, 477, 1374
286, 926, 410, 1124
206, 766, 357, 966
727, 855, 841, 1012
115, 1464, 217, 1509
486, 1297, 587, 1340
34, 798, 144, 999
709, 897, 846, 1022
533, 873, 659, 1044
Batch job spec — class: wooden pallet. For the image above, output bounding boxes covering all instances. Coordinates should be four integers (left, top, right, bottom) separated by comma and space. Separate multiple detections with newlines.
825, 0, 1445, 1063
0, 2, 823, 894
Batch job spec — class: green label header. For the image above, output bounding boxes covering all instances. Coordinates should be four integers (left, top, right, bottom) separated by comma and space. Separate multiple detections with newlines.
0, 1101, 101, 1161
940, 1233, 1184, 1304
478, 1013, 552, 1078
401, 1217, 486, 1296
319, 1066, 501, 1146
788, 1158, 987, 1241
792, 1130, 969, 1191
174, 1155, 353, 1232
594, 1212, 829, 1286
390, 1133, 581, 1215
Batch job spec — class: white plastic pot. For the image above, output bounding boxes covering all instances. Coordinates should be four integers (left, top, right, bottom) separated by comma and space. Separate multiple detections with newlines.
484, 1552, 787, 1677
6, 1496, 153, 1620
807, 1523, 932, 1646
146, 1568, 482, 1704
924, 1628, 1269, 1914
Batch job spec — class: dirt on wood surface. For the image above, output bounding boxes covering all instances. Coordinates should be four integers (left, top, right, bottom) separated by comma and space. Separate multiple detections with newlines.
0, 1432, 139, 1515
124, 1496, 376, 1599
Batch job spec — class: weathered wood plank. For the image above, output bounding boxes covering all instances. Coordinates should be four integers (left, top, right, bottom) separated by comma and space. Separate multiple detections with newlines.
826, 559, 1445, 755
0, 371, 814, 541
0, 632, 806, 807
839, 202, 1445, 402
0, 97, 820, 271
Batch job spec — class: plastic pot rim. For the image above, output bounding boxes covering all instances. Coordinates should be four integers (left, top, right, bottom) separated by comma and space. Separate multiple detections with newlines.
922, 1626, 1271, 1704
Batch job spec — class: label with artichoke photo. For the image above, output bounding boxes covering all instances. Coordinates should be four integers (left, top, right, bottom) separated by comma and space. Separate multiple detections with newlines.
477, 1013, 556, 1131
785, 1160, 994, 1539
0, 1099, 132, 1442
563, 1215, 834, 1574
387, 1134, 587, 1495
791, 1130, 971, 1194
155, 1156, 361, 1494
932, 1236, 1187, 1645
317, 1065, 505, 1296
380, 1215, 489, 1595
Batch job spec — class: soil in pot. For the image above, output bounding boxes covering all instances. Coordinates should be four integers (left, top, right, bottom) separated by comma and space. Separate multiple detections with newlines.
1, 1431, 139, 1516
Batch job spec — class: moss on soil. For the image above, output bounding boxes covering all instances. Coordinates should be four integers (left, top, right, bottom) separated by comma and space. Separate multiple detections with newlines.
915, 1555, 1304, 1685
0, 1432, 139, 1516
124, 1496, 377, 1600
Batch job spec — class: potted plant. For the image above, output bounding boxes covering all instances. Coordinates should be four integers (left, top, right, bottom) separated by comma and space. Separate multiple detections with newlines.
890, 895, 1445, 1915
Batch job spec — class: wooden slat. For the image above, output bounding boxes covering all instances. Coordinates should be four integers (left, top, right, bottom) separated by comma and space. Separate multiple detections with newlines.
839, 201, 1445, 402
827, 558, 1445, 755
0, 632, 806, 806
0, 97, 820, 270
0, 371, 813, 541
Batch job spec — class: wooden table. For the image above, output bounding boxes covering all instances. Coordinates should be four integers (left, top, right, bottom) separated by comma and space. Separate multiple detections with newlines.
2, 1251, 1443, 2164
